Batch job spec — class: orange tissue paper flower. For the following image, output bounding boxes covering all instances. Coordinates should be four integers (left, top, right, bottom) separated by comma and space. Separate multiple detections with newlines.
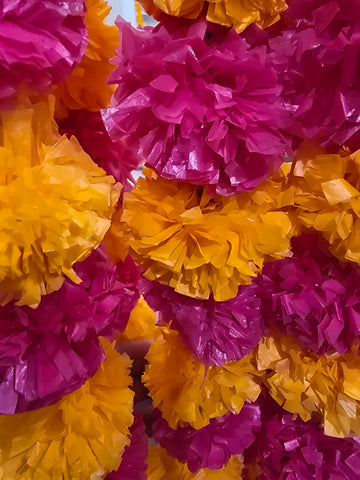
55, 0, 119, 113
256, 332, 360, 438
143, 328, 261, 429
290, 146, 360, 266
117, 296, 159, 342
0, 95, 120, 307
119, 168, 295, 302
146, 445, 243, 480
138, 0, 288, 33
0, 339, 134, 480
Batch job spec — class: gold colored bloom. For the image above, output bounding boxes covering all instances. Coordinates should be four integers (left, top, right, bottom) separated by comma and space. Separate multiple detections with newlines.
147, 445, 243, 480
120, 168, 295, 301
290, 147, 360, 266
0, 96, 119, 306
0, 339, 134, 479
117, 296, 159, 342
55, 0, 119, 113
139, 0, 288, 32
143, 328, 261, 429
257, 333, 360, 437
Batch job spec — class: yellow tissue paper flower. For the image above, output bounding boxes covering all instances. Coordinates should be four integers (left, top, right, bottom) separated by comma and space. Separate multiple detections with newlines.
55, 0, 119, 113
143, 328, 261, 429
256, 333, 360, 437
117, 296, 159, 342
119, 168, 295, 301
290, 147, 360, 266
0, 96, 119, 306
139, 0, 287, 33
147, 445, 243, 480
0, 339, 134, 480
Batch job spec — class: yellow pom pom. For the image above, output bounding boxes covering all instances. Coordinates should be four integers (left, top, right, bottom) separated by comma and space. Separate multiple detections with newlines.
139, 0, 288, 33
257, 333, 360, 437
120, 169, 295, 301
147, 445, 243, 480
0, 96, 120, 306
117, 296, 159, 342
0, 339, 134, 479
143, 328, 261, 429
55, 0, 119, 113
290, 147, 360, 266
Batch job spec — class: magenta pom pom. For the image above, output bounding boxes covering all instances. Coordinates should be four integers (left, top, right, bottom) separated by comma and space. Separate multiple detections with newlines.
245, 397, 360, 480
0, 0, 87, 110
256, 234, 360, 355
141, 279, 264, 366
0, 244, 139, 414
58, 110, 140, 191
251, 0, 360, 150
102, 18, 291, 196
153, 403, 261, 473
106, 413, 147, 480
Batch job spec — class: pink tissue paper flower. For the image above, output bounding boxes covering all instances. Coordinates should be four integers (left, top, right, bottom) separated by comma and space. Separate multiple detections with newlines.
141, 278, 264, 366
244, 396, 360, 480
102, 17, 291, 196
256, 234, 360, 355
106, 412, 147, 480
153, 403, 261, 473
0, 244, 139, 414
0, 0, 87, 110
58, 110, 140, 191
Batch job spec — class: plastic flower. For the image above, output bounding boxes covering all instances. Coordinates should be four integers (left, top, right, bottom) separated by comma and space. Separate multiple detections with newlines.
289, 146, 360, 266
0, 96, 120, 306
0, 244, 139, 414
147, 445, 244, 480
117, 295, 159, 342
103, 18, 291, 196
119, 168, 294, 301
55, 0, 118, 113
0, 339, 134, 480
143, 328, 261, 429
153, 403, 261, 472
257, 234, 360, 355
106, 413, 147, 480
0, 0, 87, 111
58, 109, 140, 190
142, 278, 264, 366
260, 0, 360, 149
245, 396, 360, 480
138, 0, 288, 33
256, 333, 360, 437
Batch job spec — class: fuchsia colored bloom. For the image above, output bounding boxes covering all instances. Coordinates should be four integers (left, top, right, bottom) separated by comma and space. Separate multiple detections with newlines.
0, 0, 87, 110
103, 17, 291, 196
141, 278, 264, 366
0, 245, 139, 414
257, 235, 360, 355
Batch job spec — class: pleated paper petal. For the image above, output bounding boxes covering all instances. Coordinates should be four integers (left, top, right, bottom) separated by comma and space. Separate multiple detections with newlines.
256, 333, 360, 437
0, 96, 120, 306
0, 0, 87, 110
119, 168, 295, 301
58, 109, 140, 191
139, 0, 288, 33
103, 18, 291, 196
0, 243, 139, 414
153, 403, 260, 472
257, 233, 360, 355
0, 339, 134, 480
143, 328, 261, 429
147, 445, 244, 480
289, 146, 360, 266
117, 295, 159, 342
106, 413, 147, 480
55, 0, 118, 113
142, 278, 264, 366
245, 395, 360, 480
